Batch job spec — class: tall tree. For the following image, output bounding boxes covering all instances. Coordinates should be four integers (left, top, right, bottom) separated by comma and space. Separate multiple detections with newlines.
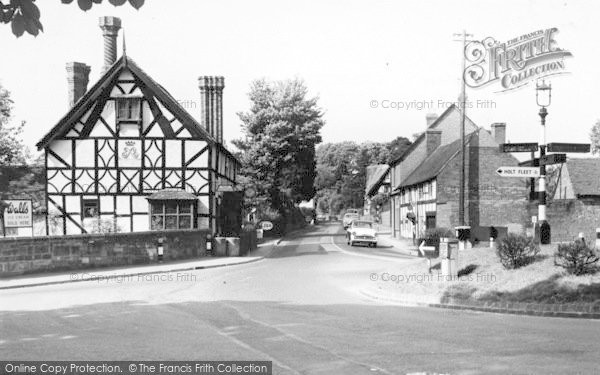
234, 78, 324, 219
1, 0, 144, 38
0, 83, 27, 165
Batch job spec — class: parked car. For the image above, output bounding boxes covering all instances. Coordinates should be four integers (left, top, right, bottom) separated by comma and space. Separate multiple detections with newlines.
346, 220, 377, 247
342, 213, 359, 229
345, 208, 360, 215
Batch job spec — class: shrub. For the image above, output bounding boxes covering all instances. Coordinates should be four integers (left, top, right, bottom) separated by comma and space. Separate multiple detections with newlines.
496, 233, 540, 269
90, 217, 122, 233
554, 239, 599, 276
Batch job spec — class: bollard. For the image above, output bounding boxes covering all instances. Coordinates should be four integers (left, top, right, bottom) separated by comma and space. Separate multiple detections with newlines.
578, 232, 586, 245
596, 228, 600, 249
489, 237, 494, 248
157, 237, 164, 262
206, 233, 213, 255
455, 226, 471, 251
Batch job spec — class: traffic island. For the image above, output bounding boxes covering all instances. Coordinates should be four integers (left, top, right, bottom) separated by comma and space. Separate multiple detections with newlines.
363, 242, 600, 319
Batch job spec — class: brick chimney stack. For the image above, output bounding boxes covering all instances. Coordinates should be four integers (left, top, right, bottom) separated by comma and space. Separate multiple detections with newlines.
198, 76, 225, 142
491, 122, 506, 145
65, 62, 91, 108
98, 16, 122, 74
425, 129, 442, 155
426, 113, 438, 128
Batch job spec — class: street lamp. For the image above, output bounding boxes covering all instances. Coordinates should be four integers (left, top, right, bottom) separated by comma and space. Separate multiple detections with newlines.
536, 80, 551, 244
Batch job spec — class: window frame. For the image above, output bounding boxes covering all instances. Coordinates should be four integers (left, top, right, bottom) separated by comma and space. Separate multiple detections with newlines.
82, 198, 100, 218
116, 97, 142, 122
150, 200, 195, 231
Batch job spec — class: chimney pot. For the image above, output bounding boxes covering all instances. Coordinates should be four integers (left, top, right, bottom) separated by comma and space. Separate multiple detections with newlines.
198, 76, 225, 143
426, 113, 438, 128
98, 16, 122, 74
491, 122, 506, 145
425, 129, 442, 154
66, 62, 91, 108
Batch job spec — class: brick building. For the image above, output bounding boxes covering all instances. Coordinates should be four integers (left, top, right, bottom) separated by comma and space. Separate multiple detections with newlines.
389, 105, 529, 240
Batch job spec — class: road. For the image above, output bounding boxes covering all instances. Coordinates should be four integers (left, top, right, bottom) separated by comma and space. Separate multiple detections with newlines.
1, 223, 598, 374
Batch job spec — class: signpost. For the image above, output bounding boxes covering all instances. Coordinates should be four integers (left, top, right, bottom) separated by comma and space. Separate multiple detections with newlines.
547, 143, 590, 153
519, 159, 540, 167
496, 167, 540, 178
518, 153, 567, 167
499, 143, 539, 153
540, 153, 567, 165
260, 221, 273, 231
501, 137, 590, 245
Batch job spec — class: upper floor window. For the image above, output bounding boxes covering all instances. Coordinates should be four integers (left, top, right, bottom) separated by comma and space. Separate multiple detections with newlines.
116, 98, 141, 122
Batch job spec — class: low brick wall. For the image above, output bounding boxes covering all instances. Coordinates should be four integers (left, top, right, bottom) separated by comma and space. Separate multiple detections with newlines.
0, 229, 209, 277
526, 199, 600, 243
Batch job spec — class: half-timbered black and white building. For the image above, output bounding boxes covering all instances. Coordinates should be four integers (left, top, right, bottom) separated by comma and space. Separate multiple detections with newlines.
36, 17, 239, 235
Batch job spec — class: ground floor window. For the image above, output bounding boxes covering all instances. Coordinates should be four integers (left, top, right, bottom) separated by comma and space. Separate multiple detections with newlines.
425, 212, 436, 229
150, 201, 194, 230
82, 198, 99, 218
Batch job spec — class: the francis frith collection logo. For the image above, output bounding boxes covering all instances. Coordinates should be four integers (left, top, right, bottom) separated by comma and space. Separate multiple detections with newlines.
464, 28, 572, 92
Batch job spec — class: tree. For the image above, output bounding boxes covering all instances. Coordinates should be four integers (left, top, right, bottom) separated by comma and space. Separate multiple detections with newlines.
387, 136, 412, 163
1, 0, 144, 38
0, 84, 27, 165
590, 119, 600, 155
234, 78, 324, 222
315, 137, 412, 214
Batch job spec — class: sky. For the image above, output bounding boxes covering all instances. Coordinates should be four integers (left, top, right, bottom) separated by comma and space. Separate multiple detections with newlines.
1, 0, 599, 157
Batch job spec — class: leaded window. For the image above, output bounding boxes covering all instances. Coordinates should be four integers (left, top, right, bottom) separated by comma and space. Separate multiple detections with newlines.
150, 201, 194, 230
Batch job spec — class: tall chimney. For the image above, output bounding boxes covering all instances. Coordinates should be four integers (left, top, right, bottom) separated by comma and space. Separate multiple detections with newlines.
491, 122, 506, 145
98, 16, 122, 74
198, 76, 225, 142
425, 129, 442, 154
426, 113, 438, 128
65, 62, 91, 108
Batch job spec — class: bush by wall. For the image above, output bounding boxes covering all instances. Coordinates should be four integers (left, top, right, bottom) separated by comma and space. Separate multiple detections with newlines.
554, 239, 599, 276
496, 233, 540, 269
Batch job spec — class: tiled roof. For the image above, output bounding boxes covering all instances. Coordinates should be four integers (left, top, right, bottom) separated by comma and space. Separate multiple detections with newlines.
397, 132, 477, 189
36, 56, 239, 165
146, 189, 198, 200
365, 164, 389, 196
566, 158, 600, 196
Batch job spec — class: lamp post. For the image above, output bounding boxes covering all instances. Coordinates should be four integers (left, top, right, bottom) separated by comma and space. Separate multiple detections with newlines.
536, 80, 552, 244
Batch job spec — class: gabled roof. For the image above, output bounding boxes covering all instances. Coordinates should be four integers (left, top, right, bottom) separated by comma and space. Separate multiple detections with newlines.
389, 105, 454, 167
365, 164, 389, 196
564, 158, 600, 196
396, 131, 477, 189
389, 104, 478, 167
36, 56, 239, 164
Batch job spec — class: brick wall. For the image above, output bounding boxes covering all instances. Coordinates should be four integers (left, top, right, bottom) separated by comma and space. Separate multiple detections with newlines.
0, 229, 209, 277
526, 199, 600, 242
436, 137, 529, 231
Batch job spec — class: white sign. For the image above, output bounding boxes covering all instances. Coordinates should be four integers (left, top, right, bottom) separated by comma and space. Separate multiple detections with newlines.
3, 200, 33, 228
261, 221, 273, 231
496, 166, 540, 178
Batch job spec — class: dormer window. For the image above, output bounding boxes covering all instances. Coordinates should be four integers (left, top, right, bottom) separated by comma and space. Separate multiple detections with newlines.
116, 97, 141, 122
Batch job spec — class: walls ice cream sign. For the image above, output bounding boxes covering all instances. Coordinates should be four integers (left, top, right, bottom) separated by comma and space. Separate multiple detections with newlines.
465, 28, 572, 92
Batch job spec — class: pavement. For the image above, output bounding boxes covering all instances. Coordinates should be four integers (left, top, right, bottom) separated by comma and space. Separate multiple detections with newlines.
1, 223, 599, 374
0, 238, 281, 290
